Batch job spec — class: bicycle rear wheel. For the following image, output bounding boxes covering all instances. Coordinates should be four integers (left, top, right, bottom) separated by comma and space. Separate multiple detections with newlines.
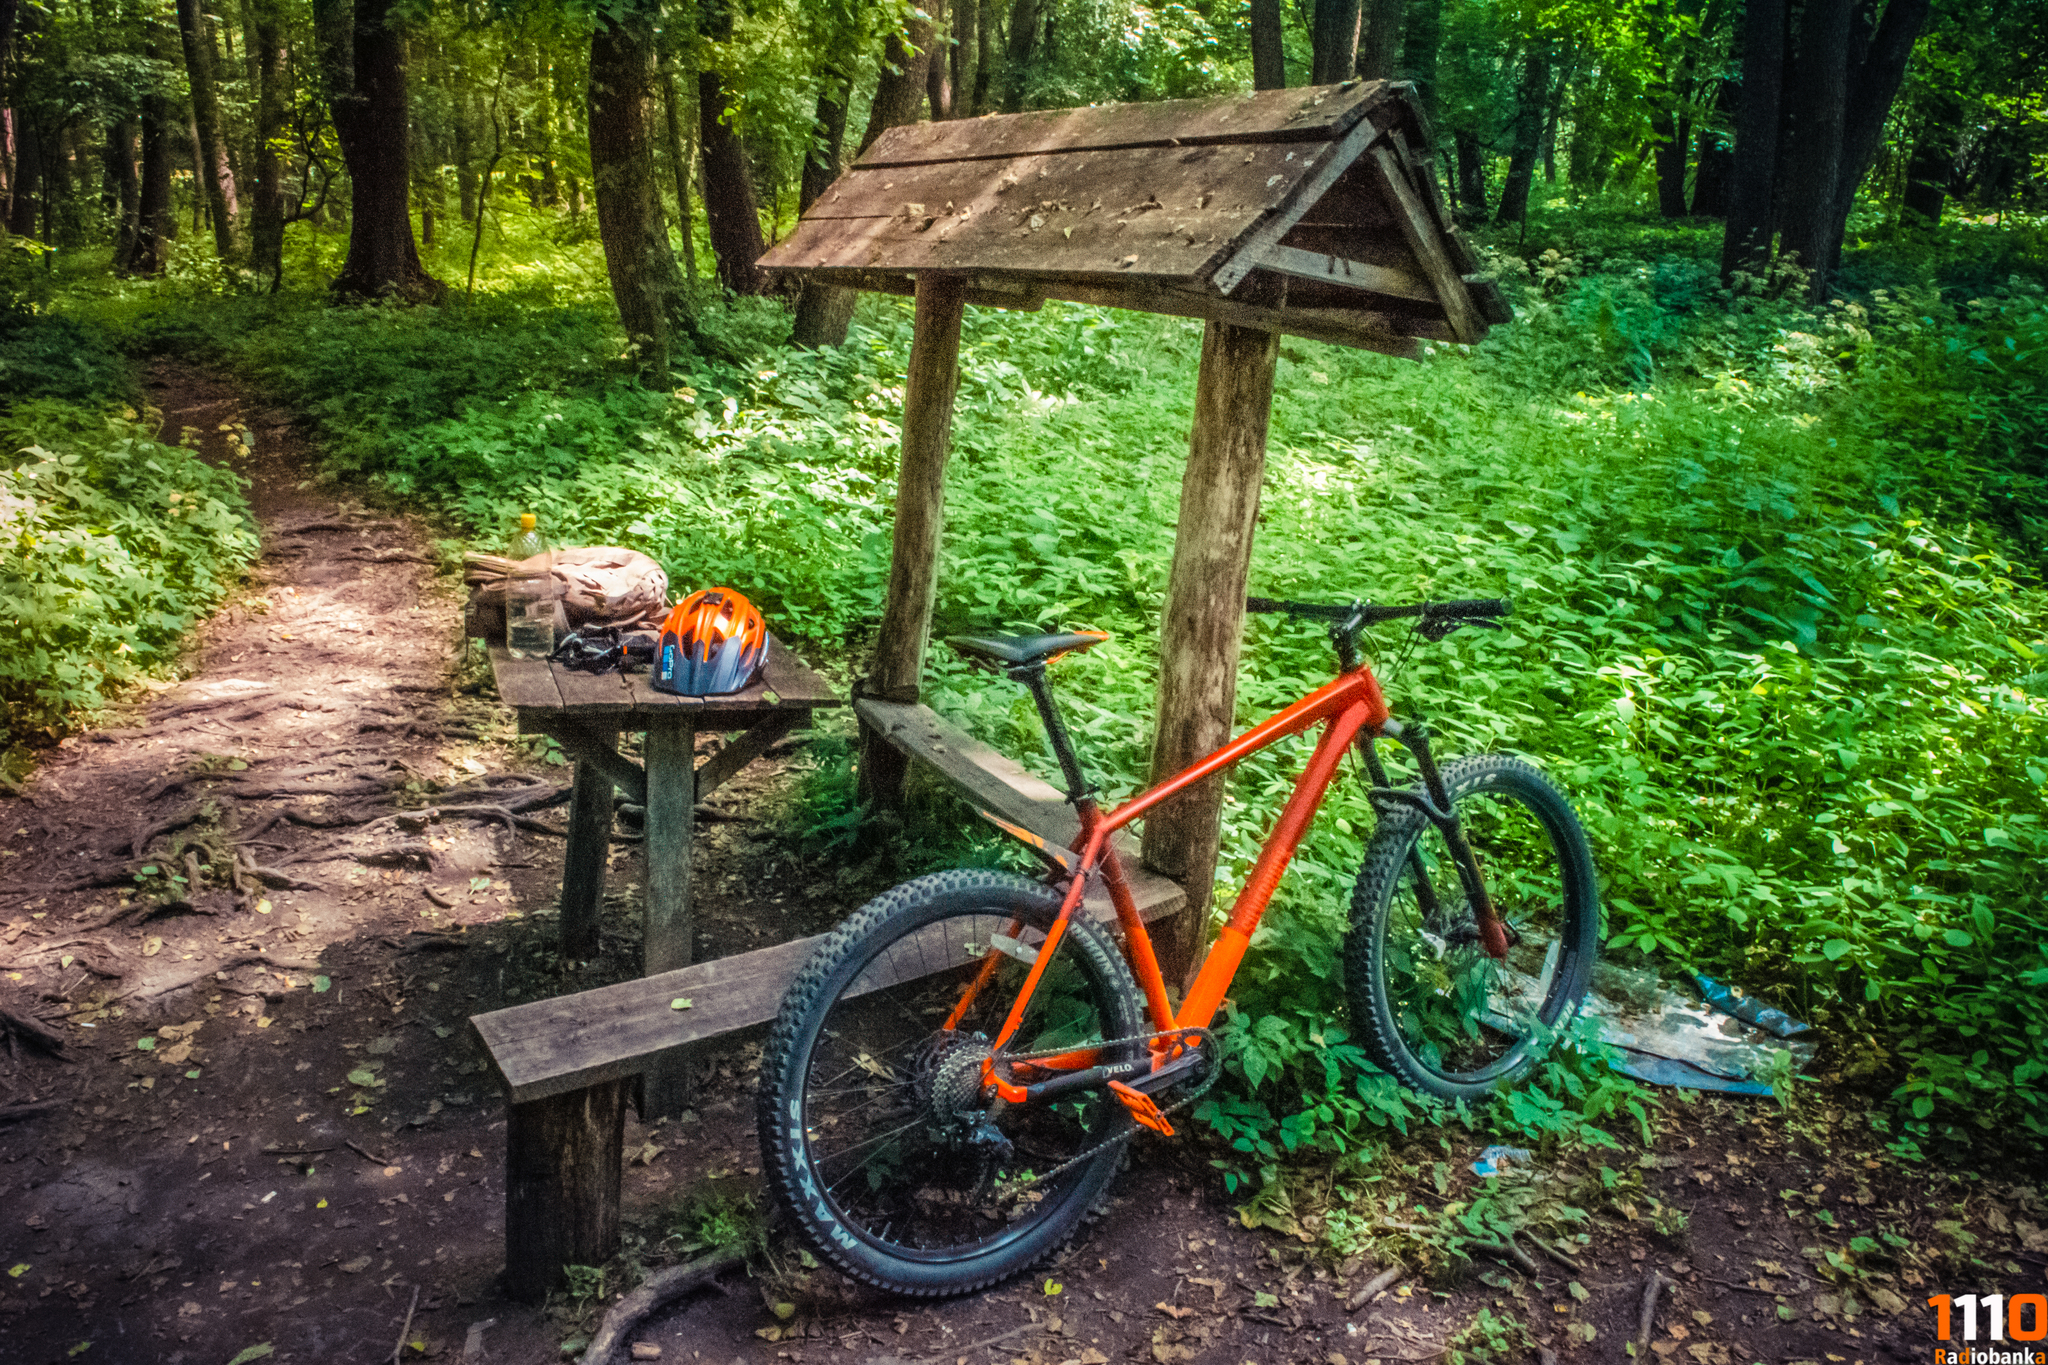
758, 869, 1141, 1296
1345, 755, 1599, 1102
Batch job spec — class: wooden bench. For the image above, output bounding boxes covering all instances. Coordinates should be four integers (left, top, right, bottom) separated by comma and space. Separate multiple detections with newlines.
471, 698, 1185, 1300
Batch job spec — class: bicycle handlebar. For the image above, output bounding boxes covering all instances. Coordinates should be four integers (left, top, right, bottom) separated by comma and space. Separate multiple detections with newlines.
1245, 596, 1513, 625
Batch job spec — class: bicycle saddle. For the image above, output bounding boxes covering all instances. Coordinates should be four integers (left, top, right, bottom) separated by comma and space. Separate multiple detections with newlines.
946, 631, 1110, 668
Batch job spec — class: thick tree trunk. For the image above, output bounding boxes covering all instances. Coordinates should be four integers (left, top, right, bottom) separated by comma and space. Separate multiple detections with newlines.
1402, 0, 1443, 114
1311, 0, 1362, 84
696, 0, 766, 295
105, 120, 140, 267
1652, 111, 1690, 217
1249, 0, 1285, 89
950, 0, 978, 116
660, 67, 697, 283
1720, 0, 1784, 279
1143, 321, 1279, 984
1000, 0, 1041, 112
862, 12, 934, 150
5, 113, 38, 237
1494, 49, 1548, 225
1830, 0, 1931, 246
131, 84, 177, 275
1692, 124, 1732, 217
926, 0, 953, 120
589, 9, 683, 387
1776, 0, 1851, 299
248, 0, 287, 286
1358, 0, 1403, 81
177, 0, 236, 256
972, 0, 998, 115
1902, 123, 1950, 225
314, 0, 443, 300
791, 73, 855, 347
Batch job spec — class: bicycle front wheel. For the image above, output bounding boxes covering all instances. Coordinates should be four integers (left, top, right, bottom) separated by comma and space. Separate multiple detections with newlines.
758, 869, 1142, 1296
1345, 755, 1599, 1102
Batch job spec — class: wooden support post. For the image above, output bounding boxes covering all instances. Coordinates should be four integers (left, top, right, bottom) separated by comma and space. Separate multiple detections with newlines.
858, 272, 968, 811
560, 743, 616, 961
504, 1078, 627, 1303
640, 717, 695, 1117
1141, 319, 1279, 983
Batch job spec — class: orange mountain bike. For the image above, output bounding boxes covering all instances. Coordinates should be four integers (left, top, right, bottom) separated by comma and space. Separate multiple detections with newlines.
759, 595, 1600, 1294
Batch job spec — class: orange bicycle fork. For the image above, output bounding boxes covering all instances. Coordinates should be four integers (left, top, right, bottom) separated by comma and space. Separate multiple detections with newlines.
964, 664, 1523, 1116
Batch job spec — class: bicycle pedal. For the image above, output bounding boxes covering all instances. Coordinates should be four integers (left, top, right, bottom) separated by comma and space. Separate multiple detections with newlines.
1108, 1080, 1176, 1136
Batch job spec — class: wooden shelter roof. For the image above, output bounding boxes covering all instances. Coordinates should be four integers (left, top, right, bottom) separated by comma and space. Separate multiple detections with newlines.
760, 80, 1510, 357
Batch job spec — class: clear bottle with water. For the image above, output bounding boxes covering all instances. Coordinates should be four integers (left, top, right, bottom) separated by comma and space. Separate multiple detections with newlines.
504, 513, 556, 659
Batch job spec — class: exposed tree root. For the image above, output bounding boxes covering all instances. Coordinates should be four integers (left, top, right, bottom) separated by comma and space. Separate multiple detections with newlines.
0, 1007, 68, 1058
578, 1252, 745, 1365
138, 952, 323, 999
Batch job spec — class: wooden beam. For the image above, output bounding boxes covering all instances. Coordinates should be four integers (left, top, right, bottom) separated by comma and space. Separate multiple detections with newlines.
858, 272, 968, 811
1258, 244, 1435, 303
640, 717, 695, 1117
1209, 116, 1385, 294
1366, 144, 1485, 344
851, 697, 1186, 922
504, 1078, 625, 1303
1142, 320, 1278, 983
694, 710, 804, 801
560, 756, 615, 961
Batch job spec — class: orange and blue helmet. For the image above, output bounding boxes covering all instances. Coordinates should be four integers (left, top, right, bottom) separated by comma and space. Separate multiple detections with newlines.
653, 588, 770, 696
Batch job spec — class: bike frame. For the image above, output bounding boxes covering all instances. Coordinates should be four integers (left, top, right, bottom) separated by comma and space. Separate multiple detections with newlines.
950, 657, 1506, 1106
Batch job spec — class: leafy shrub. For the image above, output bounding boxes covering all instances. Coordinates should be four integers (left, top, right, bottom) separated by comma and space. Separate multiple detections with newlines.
0, 400, 258, 741
72, 213, 2048, 1151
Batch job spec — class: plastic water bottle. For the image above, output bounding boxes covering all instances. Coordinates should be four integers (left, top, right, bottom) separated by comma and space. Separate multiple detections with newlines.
505, 513, 556, 659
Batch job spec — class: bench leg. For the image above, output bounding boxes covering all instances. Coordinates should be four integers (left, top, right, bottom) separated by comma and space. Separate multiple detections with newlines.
641, 717, 695, 1118
560, 750, 617, 960
504, 1079, 627, 1303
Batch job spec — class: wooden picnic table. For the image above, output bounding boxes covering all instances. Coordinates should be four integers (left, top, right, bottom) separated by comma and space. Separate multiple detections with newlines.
487, 636, 840, 1116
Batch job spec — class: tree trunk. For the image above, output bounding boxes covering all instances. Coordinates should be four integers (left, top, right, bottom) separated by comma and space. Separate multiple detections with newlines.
1143, 321, 1279, 984
1830, 0, 1931, 246
131, 80, 177, 275
1652, 111, 1690, 217
454, 91, 476, 221
972, 0, 998, 115
696, 0, 766, 294
589, 8, 683, 387
105, 120, 140, 267
314, 0, 443, 300
1358, 0, 1403, 81
790, 73, 855, 347
5, 112, 38, 237
1311, 0, 1362, 84
862, 12, 934, 151
950, 0, 978, 116
1452, 125, 1486, 220
1720, 0, 1784, 279
660, 66, 697, 283
1000, 0, 1041, 112
926, 0, 953, 120
1494, 48, 1548, 225
248, 0, 287, 286
1401, 0, 1443, 116
1249, 0, 1285, 89
1776, 0, 1851, 299
1902, 122, 1950, 225
177, 0, 236, 256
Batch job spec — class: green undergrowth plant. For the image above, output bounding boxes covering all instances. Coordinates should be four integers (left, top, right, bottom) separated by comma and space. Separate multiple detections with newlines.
0, 398, 258, 751
39, 208, 2048, 1150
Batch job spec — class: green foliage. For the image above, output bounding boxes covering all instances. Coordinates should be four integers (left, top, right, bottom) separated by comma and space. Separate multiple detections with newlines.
69, 207, 2048, 1152
0, 399, 258, 742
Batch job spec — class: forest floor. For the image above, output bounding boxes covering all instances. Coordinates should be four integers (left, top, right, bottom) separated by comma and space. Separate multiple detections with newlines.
0, 363, 2039, 1365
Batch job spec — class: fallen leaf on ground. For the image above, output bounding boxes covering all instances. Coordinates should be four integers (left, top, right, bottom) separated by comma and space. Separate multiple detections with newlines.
631, 1346, 663, 1360
1155, 1303, 1194, 1319
339, 1256, 372, 1273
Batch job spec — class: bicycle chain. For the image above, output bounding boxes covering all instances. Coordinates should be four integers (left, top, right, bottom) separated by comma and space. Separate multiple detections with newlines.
985, 1024, 1223, 1198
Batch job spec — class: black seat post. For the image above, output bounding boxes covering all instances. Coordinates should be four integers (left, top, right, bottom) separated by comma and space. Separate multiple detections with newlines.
1010, 664, 1093, 804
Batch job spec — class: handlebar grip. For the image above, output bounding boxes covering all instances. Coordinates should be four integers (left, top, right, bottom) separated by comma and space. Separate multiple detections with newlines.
1245, 596, 1354, 620
1425, 598, 1512, 620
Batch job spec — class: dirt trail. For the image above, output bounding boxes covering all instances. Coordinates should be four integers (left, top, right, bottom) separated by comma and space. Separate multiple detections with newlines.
0, 363, 2026, 1365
